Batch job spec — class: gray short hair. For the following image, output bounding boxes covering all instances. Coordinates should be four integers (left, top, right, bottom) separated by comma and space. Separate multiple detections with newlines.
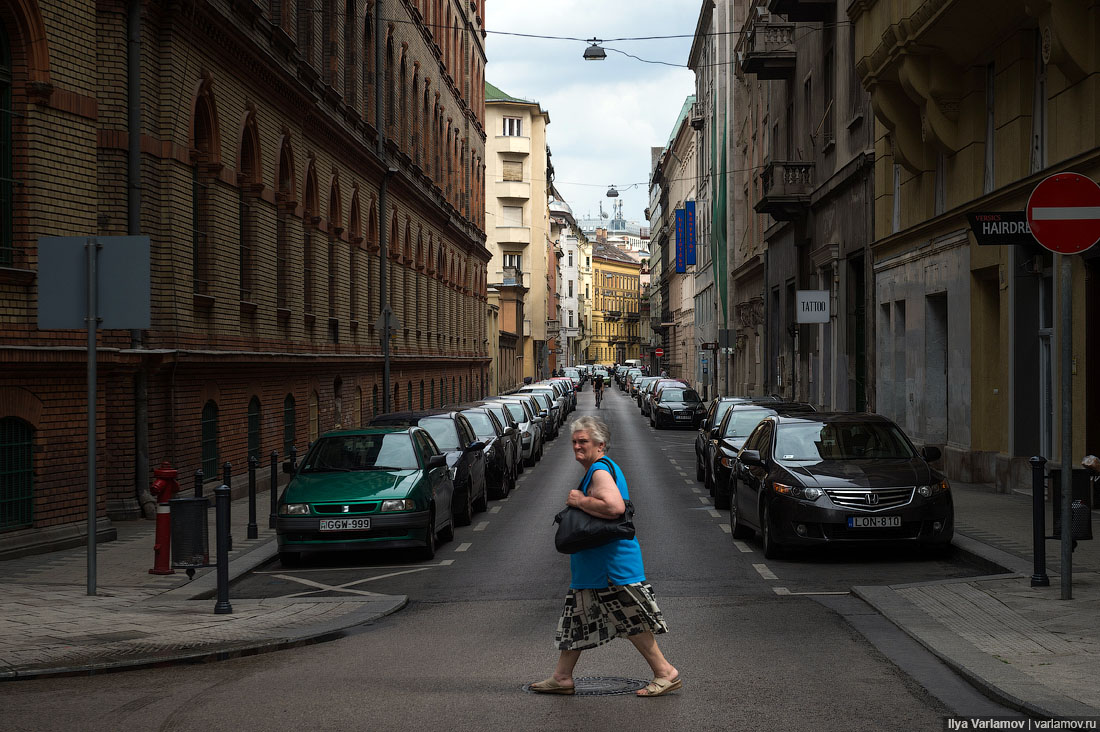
571, 415, 610, 449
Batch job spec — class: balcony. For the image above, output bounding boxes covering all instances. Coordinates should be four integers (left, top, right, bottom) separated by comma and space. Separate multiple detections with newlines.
547, 319, 560, 336
495, 135, 530, 155
494, 180, 531, 200
755, 160, 814, 221
768, 0, 834, 23
495, 226, 531, 244
738, 19, 796, 80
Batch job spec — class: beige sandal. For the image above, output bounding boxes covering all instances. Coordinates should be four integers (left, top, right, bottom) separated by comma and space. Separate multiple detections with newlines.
529, 677, 576, 695
637, 675, 682, 697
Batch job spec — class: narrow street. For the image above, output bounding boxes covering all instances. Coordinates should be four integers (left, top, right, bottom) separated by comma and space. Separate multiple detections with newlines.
1, 387, 1017, 732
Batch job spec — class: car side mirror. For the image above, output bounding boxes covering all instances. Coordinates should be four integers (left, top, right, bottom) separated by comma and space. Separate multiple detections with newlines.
426, 454, 447, 469
921, 446, 942, 463
708, 426, 720, 438
740, 449, 764, 467
467, 440, 485, 452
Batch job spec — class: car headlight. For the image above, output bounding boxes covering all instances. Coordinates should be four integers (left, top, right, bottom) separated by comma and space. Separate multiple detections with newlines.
773, 482, 823, 501
917, 479, 950, 498
720, 456, 736, 468
658, 405, 672, 412
381, 499, 416, 512
280, 503, 310, 515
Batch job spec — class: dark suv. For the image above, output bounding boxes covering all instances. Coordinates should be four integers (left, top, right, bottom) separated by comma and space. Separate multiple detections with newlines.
368, 409, 488, 525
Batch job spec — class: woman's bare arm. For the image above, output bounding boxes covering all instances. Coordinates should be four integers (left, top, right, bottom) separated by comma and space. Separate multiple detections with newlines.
566, 468, 626, 518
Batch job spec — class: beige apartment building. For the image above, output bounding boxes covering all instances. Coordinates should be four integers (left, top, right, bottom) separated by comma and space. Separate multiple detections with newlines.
484, 82, 552, 380
850, 0, 1100, 489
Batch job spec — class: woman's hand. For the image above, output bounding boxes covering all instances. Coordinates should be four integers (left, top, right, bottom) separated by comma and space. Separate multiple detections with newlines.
566, 489, 586, 508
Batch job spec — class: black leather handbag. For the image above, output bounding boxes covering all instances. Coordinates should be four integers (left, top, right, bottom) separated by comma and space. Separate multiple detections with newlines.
553, 458, 636, 554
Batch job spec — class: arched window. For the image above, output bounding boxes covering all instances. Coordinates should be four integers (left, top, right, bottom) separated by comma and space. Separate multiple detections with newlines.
283, 394, 296, 456
344, 0, 357, 104
363, 10, 374, 122
356, 385, 363, 426
201, 400, 219, 478
0, 25, 13, 266
349, 193, 362, 322
238, 114, 260, 304
191, 87, 218, 296
372, 384, 379, 417
399, 54, 408, 149
419, 380, 425, 409
276, 142, 294, 310
411, 67, 420, 165
309, 391, 320, 442
386, 35, 395, 131
303, 164, 319, 315
0, 417, 35, 531
407, 381, 413, 410
247, 396, 262, 461
298, 0, 315, 66
321, 0, 336, 86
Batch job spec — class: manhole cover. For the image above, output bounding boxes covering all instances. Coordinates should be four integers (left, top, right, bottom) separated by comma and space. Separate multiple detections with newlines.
524, 676, 648, 696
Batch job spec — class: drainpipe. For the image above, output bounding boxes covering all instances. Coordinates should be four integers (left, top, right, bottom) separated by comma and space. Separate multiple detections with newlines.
129, 0, 154, 520
375, 0, 393, 412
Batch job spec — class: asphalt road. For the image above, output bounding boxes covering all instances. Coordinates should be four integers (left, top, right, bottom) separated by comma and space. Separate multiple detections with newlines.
1, 385, 1018, 731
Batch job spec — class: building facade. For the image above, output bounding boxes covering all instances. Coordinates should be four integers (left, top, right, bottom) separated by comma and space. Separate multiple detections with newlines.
484, 81, 551, 380
589, 243, 642, 365
0, 0, 489, 552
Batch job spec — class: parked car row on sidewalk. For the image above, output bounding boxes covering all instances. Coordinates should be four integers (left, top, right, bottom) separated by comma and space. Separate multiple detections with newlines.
615, 368, 956, 560
274, 378, 579, 565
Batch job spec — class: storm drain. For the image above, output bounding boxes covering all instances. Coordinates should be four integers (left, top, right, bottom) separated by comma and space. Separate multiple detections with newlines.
524, 676, 648, 696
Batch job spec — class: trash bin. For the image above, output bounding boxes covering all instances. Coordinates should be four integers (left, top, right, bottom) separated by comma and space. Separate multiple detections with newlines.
1049, 467, 1093, 541
170, 496, 211, 569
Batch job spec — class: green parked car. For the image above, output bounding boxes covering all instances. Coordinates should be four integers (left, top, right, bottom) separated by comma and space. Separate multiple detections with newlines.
276, 427, 455, 565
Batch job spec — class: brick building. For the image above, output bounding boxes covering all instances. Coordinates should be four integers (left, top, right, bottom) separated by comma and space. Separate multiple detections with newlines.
0, 0, 490, 555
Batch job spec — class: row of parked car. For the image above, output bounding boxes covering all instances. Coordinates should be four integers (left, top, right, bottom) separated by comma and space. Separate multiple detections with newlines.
616, 368, 956, 559
275, 376, 581, 565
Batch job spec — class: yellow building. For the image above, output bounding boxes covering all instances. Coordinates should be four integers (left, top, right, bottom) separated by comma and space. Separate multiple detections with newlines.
850, 0, 1100, 489
590, 243, 642, 364
484, 82, 552, 380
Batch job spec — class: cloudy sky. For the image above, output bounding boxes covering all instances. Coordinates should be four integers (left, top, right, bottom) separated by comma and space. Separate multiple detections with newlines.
485, 1, 699, 229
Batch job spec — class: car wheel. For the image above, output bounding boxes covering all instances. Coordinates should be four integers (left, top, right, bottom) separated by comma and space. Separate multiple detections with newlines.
473, 480, 488, 513
505, 468, 517, 496
715, 475, 731, 510
517, 455, 525, 474
455, 482, 474, 526
761, 502, 785, 559
524, 450, 536, 467
279, 551, 301, 567
418, 511, 437, 560
696, 453, 705, 481
706, 467, 715, 497
730, 480, 752, 540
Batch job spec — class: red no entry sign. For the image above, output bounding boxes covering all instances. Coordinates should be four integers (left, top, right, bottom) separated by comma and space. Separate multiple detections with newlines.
655, 348, 664, 357
1026, 172, 1100, 254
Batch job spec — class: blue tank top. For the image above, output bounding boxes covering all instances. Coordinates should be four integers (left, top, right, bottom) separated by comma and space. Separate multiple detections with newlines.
569, 457, 647, 589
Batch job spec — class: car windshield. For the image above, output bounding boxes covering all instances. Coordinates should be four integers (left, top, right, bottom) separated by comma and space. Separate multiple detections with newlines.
660, 388, 700, 402
723, 408, 777, 438
501, 403, 527, 422
775, 421, 918, 461
462, 411, 497, 438
417, 417, 460, 450
713, 401, 736, 426
300, 433, 418, 472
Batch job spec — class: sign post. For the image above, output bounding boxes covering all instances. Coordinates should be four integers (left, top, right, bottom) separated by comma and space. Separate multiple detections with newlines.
38, 236, 150, 595
1026, 172, 1100, 600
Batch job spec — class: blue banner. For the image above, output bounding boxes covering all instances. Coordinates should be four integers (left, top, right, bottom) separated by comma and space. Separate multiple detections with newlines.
685, 200, 696, 265
675, 208, 686, 273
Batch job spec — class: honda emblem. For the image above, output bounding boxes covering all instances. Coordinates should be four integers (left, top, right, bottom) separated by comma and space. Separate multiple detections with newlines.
866, 493, 879, 506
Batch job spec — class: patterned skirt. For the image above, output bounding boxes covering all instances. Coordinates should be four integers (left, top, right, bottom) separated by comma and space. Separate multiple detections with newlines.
554, 582, 669, 651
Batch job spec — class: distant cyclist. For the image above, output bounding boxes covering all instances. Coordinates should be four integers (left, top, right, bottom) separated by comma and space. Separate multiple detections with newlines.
594, 373, 604, 408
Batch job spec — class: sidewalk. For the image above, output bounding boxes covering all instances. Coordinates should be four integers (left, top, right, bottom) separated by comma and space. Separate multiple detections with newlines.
854, 482, 1100, 719
0, 490, 406, 680
1, 479, 1098, 722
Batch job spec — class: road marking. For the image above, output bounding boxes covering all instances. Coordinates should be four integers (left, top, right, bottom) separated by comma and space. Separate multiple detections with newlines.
499, 497, 510, 501
490, 506, 502, 514
698, 496, 710, 505
439, 559, 455, 565
719, 524, 731, 533
685, 479, 694, 485
274, 566, 434, 598
753, 563, 778, 580
690, 487, 702, 494
256, 560, 452, 574
708, 509, 721, 519
773, 587, 851, 596
454, 544, 472, 554
668, 459, 678, 465
473, 521, 490, 531
733, 540, 754, 553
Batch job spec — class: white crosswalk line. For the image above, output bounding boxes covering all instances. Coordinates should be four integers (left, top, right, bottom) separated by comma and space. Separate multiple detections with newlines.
454, 543, 472, 552
753, 563, 778, 580
473, 521, 490, 531
708, 509, 721, 518
733, 540, 753, 553
719, 524, 731, 533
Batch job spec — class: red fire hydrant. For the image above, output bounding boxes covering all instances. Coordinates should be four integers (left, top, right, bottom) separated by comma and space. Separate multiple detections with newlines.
149, 461, 179, 575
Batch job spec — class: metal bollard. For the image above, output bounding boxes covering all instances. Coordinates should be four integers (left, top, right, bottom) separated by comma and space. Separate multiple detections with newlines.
223, 462, 233, 552
213, 484, 233, 615
1030, 456, 1049, 587
247, 455, 258, 540
269, 450, 279, 529
194, 469, 204, 499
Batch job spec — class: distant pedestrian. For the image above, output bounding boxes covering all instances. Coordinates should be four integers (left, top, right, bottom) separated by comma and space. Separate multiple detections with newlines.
659, 369, 668, 378
530, 416, 680, 697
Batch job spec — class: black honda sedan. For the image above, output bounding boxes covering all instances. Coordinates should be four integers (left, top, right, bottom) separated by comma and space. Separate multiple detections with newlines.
730, 413, 953, 558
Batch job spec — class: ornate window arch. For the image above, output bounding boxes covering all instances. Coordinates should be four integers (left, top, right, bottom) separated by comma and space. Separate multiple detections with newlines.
190, 75, 221, 297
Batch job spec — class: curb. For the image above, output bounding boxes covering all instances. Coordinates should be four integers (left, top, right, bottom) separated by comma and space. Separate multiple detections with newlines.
0, 595, 409, 681
850, 532, 1099, 719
